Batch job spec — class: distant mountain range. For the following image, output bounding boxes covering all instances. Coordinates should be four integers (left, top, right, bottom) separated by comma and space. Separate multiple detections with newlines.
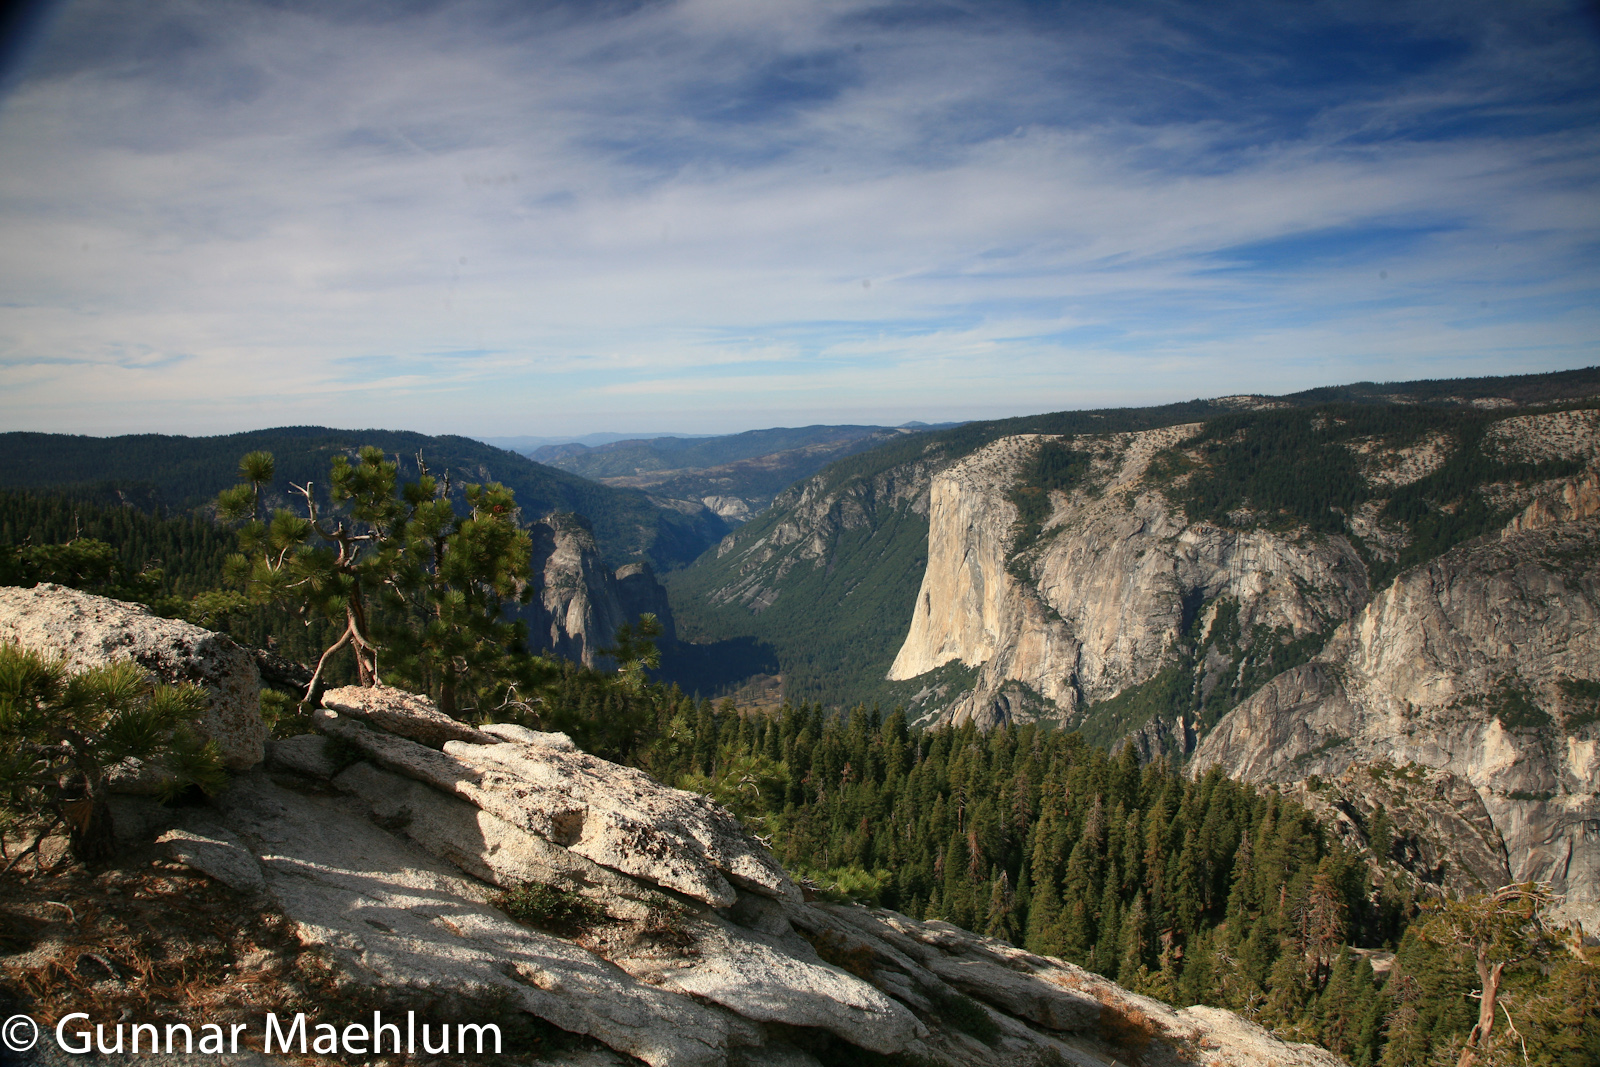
476, 431, 720, 451
530, 423, 966, 522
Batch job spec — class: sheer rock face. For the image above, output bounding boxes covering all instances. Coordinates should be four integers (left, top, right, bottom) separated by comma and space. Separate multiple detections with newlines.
518, 514, 676, 667
885, 416, 1600, 903
888, 429, 1368, 730
0, 584, 266, 769
1192, 499, 1600, 902
163, 685, 1341, 1067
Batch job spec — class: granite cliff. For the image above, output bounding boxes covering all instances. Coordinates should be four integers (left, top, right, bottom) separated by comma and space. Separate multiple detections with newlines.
883, 406, 1600, 906
520, 513, 677, 668
887, 428, 1367, 733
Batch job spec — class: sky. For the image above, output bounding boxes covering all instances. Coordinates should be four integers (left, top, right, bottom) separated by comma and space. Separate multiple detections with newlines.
0, 0, 1597, 438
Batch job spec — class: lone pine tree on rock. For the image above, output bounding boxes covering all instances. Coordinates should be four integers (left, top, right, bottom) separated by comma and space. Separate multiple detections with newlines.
218, 447, 537, 715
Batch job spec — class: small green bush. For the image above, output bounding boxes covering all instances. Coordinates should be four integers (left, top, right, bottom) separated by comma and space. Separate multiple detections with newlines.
491, 882, 607, 937
801, 928, 877, 980
1558, 677, 1600, 731
1490, 686, 1553, 730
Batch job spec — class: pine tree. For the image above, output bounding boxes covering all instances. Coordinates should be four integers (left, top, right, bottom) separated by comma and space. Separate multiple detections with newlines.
1315, 946, 1359, 1056
1025, 852, 1066, 959
0, 645, 224, 863
218, 448, 538, 713
1118, 890, 1152, 985
983, 868, 1016, 944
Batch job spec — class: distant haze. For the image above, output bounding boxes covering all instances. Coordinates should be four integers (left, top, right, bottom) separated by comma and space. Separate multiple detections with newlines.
1, 1, 1597, 437
479, 432, 720, 452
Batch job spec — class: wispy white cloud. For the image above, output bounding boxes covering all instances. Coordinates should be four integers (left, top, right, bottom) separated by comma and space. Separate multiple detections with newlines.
0, 0, 1595, 435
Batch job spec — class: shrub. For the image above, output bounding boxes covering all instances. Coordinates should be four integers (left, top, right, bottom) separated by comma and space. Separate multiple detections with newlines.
930, 987, 1000, 1044
490, 882, 607, 937
0, 644, 224, 864
801, 928, 877, 981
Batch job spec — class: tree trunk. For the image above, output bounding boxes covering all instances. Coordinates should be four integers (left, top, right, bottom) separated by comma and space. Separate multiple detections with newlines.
344, 597, 379, 686
1456, 955, 1505, 1067
61, 793, 116, 865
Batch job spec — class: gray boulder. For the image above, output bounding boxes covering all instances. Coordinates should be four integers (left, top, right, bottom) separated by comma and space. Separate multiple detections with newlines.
0, 584, 266, 769
314, 703, 796, 908
445, 738, 801, 907
157, 825, 266, 897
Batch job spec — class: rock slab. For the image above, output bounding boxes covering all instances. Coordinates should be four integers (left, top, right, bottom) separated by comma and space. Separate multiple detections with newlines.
321, 684, 496, 748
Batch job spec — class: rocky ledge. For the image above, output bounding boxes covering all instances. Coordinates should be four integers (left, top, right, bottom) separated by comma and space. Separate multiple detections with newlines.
117, 678, 1337, 1067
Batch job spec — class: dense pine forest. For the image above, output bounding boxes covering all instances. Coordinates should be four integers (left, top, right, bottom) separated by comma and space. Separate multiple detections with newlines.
0, 489, 358, 685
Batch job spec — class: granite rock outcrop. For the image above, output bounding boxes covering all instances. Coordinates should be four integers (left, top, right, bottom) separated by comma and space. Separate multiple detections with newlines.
146, 681, 1340, 1067
0, 583, 267, 770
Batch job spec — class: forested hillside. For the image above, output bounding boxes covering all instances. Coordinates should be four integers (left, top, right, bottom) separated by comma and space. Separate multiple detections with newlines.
0, 428, 728, 569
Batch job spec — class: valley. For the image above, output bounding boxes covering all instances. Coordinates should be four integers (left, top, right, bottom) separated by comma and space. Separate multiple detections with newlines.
2, 366, 1598, 1065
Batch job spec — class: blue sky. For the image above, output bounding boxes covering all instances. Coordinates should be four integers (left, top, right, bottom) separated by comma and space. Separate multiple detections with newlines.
0, 0, 1597, 437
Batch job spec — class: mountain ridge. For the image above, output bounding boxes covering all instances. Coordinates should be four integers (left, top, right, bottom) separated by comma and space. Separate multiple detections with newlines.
0, 426, 730, 571
666, 367, 1600, 711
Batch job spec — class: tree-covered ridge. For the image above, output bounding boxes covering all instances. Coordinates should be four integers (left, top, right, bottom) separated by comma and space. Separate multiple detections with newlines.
0, 489, 235, 597
740, 366, 1600, 520
1148, 402, 1592, 585
0, 428, 727, 570
534, 424, 908, 479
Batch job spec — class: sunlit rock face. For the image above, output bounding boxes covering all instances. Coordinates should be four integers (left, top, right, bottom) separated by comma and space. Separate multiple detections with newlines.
890, 427, 1366, 731
1193, 484, 1600, 903
889, 411, 1600, 905
518, 513, 676, 668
